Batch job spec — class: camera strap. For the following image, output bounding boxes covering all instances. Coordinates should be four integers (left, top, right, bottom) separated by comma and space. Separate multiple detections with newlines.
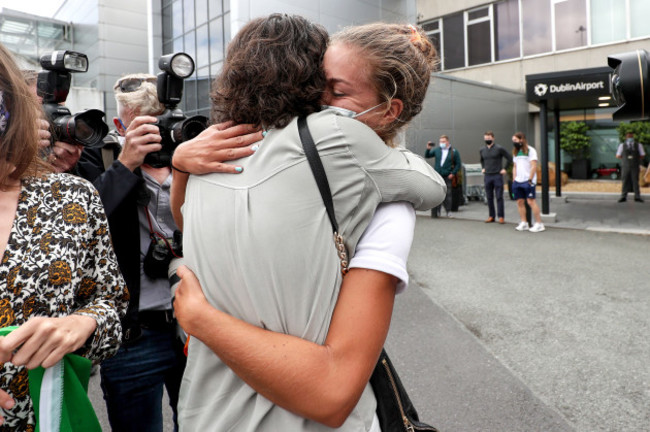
143, 206, 181, 258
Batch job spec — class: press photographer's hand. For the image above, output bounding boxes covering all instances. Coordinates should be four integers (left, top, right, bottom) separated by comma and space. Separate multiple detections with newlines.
118, 115, 163, 171
49, 141, 83, 173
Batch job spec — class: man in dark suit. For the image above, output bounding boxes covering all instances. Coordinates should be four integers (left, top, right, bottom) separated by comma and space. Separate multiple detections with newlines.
425, 134, 461, 217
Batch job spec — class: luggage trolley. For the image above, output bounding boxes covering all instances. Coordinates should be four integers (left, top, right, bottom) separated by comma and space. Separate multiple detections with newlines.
463, 163, 486, 203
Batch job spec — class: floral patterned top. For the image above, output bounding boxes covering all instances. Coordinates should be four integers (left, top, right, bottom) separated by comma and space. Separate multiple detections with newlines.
0, 173, 128, 431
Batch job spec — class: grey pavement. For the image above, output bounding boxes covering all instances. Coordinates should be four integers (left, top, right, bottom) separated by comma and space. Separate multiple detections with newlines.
422, 190, 650, 235
88, 193, 649, 431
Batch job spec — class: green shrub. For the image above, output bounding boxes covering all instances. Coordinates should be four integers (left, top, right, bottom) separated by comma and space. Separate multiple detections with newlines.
560, 121, 591, 159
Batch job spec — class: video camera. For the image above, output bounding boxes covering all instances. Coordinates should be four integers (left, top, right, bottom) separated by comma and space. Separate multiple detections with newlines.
608, 49, 649, 121
145, 52, 208, 168
37, 50, 109, 147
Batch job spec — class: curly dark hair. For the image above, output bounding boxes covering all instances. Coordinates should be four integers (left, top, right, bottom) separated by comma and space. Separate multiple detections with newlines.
210, 14, 328, 129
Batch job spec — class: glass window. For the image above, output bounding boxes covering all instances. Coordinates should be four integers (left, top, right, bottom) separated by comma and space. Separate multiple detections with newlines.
197, 76, 210, 113
494, 0, 520, 60
163, 41, 173, 55
209, 0, 223, 20
590, 0, 625, 44
172, 0, 183, 39
173, 37, 183, 53
185, 79, 197, 112
466, 7, 492, 66
184, 31, 196, 65
443, 13, 464, 69
224, 12, 231, 42
162, 5, 172, 41
183, 0, 195, 33
422, 19, 441, 64
196, 0, 208, 26
209, 18, 224, 64
630, 0, 650, 38
554, 0, 587, 51
521, 0, 551, 55
196, 24, 209, 69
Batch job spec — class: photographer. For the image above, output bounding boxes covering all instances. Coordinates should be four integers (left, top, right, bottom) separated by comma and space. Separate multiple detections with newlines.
74, 73, 185, 432
23, 68, 84, 172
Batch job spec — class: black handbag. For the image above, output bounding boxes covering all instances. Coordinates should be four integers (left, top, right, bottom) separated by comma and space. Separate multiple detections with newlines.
298, 116, 438, 432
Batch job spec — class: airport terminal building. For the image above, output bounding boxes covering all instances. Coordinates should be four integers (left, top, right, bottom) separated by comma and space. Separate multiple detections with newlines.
2, 0, 649, 183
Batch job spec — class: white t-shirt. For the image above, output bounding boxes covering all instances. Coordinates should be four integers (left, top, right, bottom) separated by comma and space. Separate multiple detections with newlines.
349, 200, 416, 432
349, 201, 416, 293
513, 146, 538, 183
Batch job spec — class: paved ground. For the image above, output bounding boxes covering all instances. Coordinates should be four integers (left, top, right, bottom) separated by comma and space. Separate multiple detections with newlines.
88, 195, 650, 431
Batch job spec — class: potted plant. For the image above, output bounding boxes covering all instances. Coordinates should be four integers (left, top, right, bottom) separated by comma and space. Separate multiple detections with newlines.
560, 121, 592, 179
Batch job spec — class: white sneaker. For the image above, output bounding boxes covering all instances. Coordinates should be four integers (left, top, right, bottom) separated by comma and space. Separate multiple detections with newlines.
515, 221, 529, 231
530, 223, 545, 233
447, 212, 455, 218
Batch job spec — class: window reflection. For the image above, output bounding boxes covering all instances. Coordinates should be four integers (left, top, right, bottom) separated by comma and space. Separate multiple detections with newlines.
630, 0, 650, 38
443, 13, 464, 69
590, 0, 625, 44
494, 0, 520, 60
554, 0, 587, 51
521, 0, 551, 55
467, 7, 491, 66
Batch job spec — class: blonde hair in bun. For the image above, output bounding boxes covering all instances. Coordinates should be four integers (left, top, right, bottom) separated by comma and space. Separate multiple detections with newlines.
331, 23, 438, 145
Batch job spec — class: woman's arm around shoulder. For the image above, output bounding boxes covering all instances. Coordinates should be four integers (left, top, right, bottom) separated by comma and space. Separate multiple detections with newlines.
324, 114, 446, 211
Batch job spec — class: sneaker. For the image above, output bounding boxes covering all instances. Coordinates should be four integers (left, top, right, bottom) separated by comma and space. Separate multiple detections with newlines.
530, 223, 545, 233
515, 221, 529, 231
447, 212, 455, 218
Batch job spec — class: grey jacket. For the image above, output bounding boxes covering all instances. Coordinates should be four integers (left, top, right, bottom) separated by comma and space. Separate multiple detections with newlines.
178, 110, 446, 431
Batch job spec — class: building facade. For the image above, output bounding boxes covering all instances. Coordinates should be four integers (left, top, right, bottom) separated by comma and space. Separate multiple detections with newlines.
417, 0, 650, 173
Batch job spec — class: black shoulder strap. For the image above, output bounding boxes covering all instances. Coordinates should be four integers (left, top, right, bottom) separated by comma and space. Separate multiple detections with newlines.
298, 116, 338, 234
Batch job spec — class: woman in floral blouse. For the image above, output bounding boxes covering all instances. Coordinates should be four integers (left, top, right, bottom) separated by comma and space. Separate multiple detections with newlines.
0, 43, 128, 430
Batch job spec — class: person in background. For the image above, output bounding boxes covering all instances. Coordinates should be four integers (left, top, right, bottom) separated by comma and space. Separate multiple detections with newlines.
0, 42, 127, 431
616, 131, 645, 203
74, 73, 230, 432
425, 134, 461, 218
22, 69, 83, 173
480, 130, 512, 224
511, 132, 545, 233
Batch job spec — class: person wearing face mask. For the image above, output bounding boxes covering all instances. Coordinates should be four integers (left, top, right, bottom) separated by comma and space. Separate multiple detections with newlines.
616, 131, 645, 203
511, 132, 545, 233
73, 73, 258, 432
425, 135, 461, 217
480, 131, 512, 224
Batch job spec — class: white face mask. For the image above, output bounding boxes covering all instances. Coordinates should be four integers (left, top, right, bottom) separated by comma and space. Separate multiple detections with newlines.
439, 141, 447, 149
322, 103, 384, 119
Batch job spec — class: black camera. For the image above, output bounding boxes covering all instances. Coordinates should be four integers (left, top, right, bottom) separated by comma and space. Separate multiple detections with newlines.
37, 50, 109, 147
608, 49, 650, 121
143, 230, 183, 279
145, 52, 208, 168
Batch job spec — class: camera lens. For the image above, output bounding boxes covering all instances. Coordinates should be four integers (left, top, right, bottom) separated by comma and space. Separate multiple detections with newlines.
74, 117, 94, 141
178, 116, 208, 142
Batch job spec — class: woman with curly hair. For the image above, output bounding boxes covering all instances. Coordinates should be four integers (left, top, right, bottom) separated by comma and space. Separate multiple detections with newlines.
0, 43, 128, 430
171, 14, 444, 431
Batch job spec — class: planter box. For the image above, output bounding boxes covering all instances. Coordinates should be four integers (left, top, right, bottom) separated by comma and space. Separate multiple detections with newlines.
571, 159, 591, 179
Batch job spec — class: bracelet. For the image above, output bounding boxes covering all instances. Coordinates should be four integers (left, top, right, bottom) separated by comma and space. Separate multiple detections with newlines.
171, 163, 190, 174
